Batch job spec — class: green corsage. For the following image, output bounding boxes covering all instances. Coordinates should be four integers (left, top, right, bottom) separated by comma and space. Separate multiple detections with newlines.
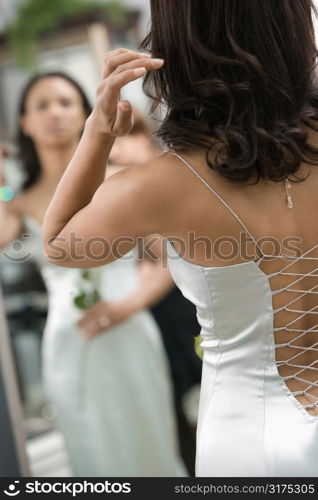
73, 269, 101, 310
194, 334, 203, 360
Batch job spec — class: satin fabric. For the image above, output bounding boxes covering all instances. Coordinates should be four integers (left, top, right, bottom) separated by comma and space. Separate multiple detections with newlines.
166, 238, 318, 477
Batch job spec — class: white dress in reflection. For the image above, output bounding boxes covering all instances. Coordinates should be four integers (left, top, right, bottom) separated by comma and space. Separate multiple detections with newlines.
23, 216, 187, 477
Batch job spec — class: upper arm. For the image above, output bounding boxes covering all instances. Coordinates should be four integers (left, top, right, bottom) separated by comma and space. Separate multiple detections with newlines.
44, 165, 165, 268
137, 232, 169, 264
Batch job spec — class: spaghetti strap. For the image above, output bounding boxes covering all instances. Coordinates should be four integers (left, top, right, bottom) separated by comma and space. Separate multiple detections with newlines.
169, 151, 264, 260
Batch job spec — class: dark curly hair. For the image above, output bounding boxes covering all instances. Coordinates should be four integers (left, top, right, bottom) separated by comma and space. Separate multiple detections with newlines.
17, 72, 92, 191
140, 0, 318, 184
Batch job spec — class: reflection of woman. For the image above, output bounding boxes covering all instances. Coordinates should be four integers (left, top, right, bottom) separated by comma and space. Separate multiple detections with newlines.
0, 72, 186, 476
44, 1, 318, 478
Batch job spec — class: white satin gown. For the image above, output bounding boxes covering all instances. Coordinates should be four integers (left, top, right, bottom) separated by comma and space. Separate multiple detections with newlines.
166, 152, 318, 477
23, 215, 187, 477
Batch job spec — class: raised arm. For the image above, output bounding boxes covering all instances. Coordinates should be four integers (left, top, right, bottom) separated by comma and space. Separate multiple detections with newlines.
42, 49, 164, 268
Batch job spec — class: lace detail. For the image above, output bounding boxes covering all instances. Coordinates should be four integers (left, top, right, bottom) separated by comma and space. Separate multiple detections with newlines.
260, 243, 318, 416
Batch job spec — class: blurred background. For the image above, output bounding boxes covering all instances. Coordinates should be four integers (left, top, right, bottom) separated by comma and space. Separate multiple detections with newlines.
6, 0, 316, 479
0, 0, 151, 138
0, 0, 202, 477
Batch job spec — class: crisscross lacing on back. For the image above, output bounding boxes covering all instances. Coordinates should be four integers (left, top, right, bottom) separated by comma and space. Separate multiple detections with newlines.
170, 151, 318, 417
265, 243, 318, 417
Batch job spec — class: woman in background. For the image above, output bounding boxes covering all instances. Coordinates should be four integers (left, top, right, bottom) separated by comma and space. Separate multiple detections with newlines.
0, 71, 186, 476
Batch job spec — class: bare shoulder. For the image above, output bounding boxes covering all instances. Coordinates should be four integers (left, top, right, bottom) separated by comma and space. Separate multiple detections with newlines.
108, 151, 193, 198
8, 189, 36, 221
105, 151, 189, 210
8, 194, 24, 216
5, 189, 38, 224
89, 152, 191, 237
0, 193, 25, 248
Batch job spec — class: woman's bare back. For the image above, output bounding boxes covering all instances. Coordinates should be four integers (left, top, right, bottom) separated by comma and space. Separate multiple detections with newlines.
158, 130, 318, 416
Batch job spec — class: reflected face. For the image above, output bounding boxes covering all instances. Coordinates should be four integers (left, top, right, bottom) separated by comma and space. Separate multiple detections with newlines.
20, 77, 87, 148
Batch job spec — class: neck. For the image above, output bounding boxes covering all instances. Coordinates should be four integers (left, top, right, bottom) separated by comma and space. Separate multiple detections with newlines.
36, 140, 78, 186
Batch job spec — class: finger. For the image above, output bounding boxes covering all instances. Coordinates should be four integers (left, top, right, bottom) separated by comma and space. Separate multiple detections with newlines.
105, 61, 163, 100
112, 100, 134, 136
82, 321, 101, 338
83, 328, 100, 339
112, 57, 162, 77
102, 48, 134, 67
103, 50, 151, 78
85, 321, 112, 339
100, 68, 146, 117
104, 48, 128, 59
104, 48, 136, 61
77, 315, 87, 328
78, 318, 90, 329
77, 310, 98, 328
77, 307, 94, 324
104, 48, 150, 63
78, 305, 109, 328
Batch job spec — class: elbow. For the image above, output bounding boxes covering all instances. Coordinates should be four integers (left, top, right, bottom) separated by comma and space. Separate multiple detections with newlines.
42, 233, 51, 262
42, 234, 100, 269
42, 223, 56, 261
42, 234, 71, 268
42, 221, 74, 267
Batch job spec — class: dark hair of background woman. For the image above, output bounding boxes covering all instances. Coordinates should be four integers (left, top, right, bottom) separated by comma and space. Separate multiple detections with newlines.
17, 71, 92, 191
141, 0, 318, 184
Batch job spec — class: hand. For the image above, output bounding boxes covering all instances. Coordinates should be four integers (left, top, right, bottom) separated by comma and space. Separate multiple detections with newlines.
87, 48, 164, 137
77, 298, 139, 339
